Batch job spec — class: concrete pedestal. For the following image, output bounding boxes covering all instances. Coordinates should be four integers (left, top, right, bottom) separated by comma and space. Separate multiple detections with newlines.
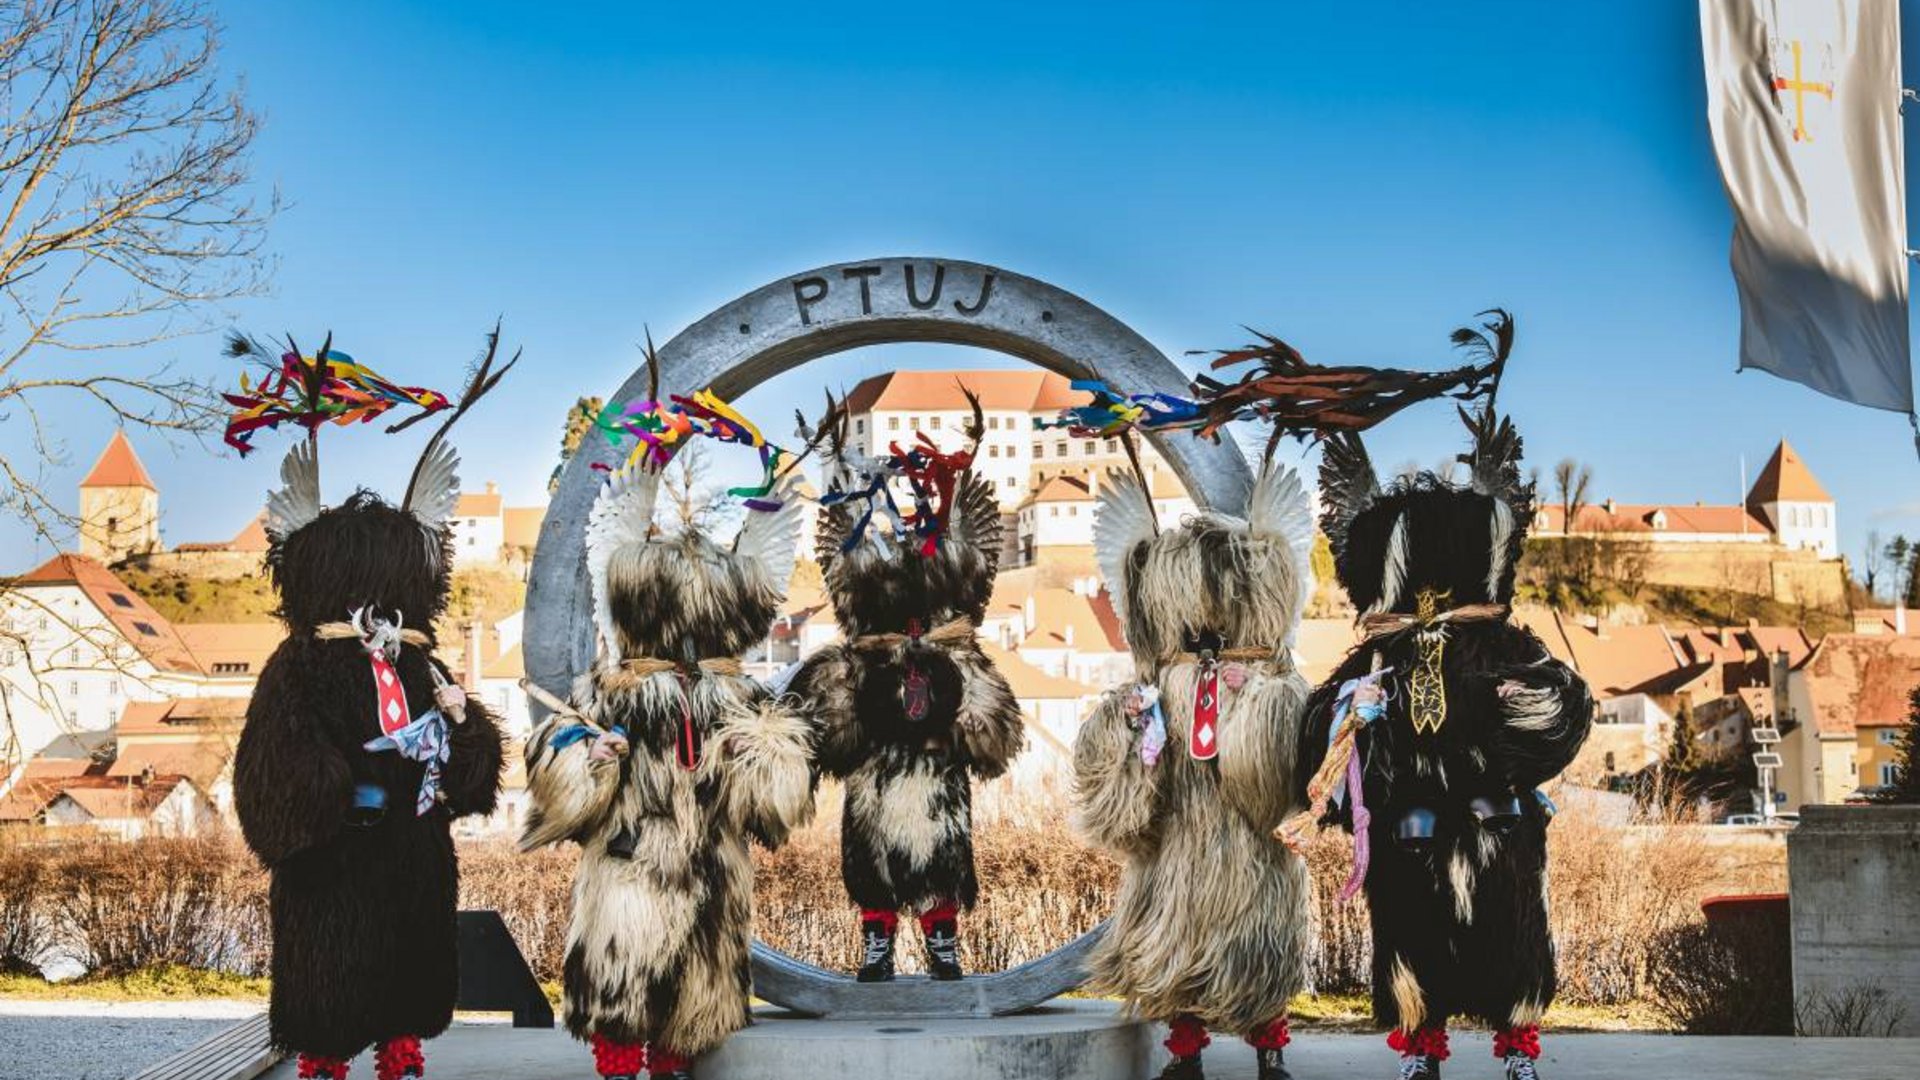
706, 1001, 1148, 1079
1788, 804, 1920, 1035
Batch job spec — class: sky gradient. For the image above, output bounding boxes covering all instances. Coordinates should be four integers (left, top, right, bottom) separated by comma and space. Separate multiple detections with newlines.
7, 1, 1920, 579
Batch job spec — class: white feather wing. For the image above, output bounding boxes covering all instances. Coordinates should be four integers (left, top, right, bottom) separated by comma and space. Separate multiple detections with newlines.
1248, 458, 1318, 617
405, 439, 462, 530
733, 476, 806, 600
1093, 471, 1157, 627
585, 463, 659, 664
265, 440, 323, 540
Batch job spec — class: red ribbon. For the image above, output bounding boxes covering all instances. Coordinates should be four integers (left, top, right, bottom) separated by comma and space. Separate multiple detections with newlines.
889, 435, 975, 556
675, 673, 701, 772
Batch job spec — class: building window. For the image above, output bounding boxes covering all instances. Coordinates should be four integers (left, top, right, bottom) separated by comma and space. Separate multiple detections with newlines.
987, 417, 999, 430
888, 416, 900, 431
67, 680, 79, 697
68, 647, 81, 664
1006, 443, 1017, 457
910, 416, 920, 428
1032, 443, 1043, 459
1055, 441, 1067, 457
1883, 763, 1901, 786
131, 621, 158, 637
1003, 477, 1015, 487
213, 662, 248, 675
1880, 729, 1900, 745
108, 680, 120, 697
1050, 506, 1059, 517
930, 416, 942, 430
855, 419, 865, 434
1106, 439, 1119, 453
108, 593, 135, 609
1082, 441, 1095, 455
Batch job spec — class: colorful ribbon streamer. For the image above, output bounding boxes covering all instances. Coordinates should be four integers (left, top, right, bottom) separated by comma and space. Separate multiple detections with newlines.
592, 387, 797, 509
1035, 379, 1209, 439
224, 349, 449, 455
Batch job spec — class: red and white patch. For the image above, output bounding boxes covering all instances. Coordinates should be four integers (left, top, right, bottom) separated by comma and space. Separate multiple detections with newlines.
370, 650, 411, 735
1191, 664, 1220, 761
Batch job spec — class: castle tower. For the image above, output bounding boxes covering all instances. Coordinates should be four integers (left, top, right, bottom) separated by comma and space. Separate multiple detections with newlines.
1746, 439, 1836, 558
78, 431, 159, 564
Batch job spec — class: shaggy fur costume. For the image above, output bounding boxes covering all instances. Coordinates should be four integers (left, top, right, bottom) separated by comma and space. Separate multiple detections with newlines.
235, 488, 505, 1060
521, 470, 814, 1063
1301, 410, 1593, 1042
788, 470, 1024, 917
1073, 462, 1317, 1041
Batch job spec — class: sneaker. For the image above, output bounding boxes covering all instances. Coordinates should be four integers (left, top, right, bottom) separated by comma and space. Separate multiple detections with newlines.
1256, 1046, 1292, 1080
1397, 1055, 1441, 1080
923, 917, 963, 981
1503, 1054, 1540, 1080
857, 919, 896, 982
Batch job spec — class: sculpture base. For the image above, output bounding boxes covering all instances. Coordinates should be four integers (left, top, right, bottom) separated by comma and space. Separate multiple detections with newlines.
709, 1000, 1148, 1079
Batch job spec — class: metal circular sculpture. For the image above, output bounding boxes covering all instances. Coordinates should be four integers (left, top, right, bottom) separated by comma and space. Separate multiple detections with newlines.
525, 256, 1254, 1017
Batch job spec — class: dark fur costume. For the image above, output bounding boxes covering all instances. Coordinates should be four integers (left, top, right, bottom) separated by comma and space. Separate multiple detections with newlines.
520, 471, 814, 1060
1300, 412, 1592, 1038
235, 489, 505, 1059
788, 470, 1024, 915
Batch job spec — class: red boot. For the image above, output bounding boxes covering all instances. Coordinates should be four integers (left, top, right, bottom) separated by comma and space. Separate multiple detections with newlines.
296, 1054, 350, 1080
1386, 1025, 1449, 1079
373, 1036, 423, 1080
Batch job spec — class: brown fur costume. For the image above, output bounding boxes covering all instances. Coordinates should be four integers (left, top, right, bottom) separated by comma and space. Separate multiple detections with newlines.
1073, 461, 1317, 1061
520, 468, 814, 1067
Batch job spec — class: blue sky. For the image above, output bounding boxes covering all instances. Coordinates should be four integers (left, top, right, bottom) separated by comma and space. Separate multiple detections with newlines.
8, 1, 1920, 576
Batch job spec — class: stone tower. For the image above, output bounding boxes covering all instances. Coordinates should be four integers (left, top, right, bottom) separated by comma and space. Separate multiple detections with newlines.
1745, 439, 1836, 559
78, 431, 159, 564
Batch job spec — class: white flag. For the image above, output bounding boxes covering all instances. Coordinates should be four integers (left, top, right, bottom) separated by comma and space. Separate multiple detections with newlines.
1700, 0, 1911, 415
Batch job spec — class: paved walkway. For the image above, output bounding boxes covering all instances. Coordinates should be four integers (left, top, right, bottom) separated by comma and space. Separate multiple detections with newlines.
235, 1022, 1913, 1080
0, 999, 261, 1080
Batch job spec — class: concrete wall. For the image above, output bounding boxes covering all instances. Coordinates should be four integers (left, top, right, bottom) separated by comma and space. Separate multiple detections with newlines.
1787, 804, 1920, 1035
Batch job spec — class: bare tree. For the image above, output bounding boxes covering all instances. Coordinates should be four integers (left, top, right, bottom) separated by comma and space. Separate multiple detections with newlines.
1615, 537, 1654, 603
0, 0, 270, 548
1862, 529, 1885, 602
1553, 458, 1592, 536
656, 442, 732, 533
0, 0, 268, 768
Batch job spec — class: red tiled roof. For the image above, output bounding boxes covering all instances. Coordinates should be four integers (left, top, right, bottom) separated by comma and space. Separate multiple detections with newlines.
178, 624, 284, 676
845, 370, 1086, 414
52, 775, 190, 820
13, 555, 199, 673
176, 513, 270, 554
1797, 634, 1920, 735
455, 492, 503, 518
1535, 502, 1770, 536
114, 696, 248, 736
1747, 439, 1832, 504
979, 641, 1095, 700
79, 431, 155, 490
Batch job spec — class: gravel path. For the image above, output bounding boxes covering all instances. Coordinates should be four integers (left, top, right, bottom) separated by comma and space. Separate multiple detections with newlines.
0, 1000, 262, 1080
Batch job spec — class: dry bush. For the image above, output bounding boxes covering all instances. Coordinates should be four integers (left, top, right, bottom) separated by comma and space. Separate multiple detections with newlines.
458, 842, 574, 982
1647, 920, 1791, 1034
0, 835, 54, 975
46, 836, 268, 975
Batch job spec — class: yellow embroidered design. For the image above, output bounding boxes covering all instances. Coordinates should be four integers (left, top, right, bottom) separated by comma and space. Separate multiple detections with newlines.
1408, 589, 1450, 735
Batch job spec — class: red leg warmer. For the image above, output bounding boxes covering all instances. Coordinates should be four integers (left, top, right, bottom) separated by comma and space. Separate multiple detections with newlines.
590, 1033, 647, 1077
1386, 1025, 1451, 1061
1247, 1016, 1292, 1051
860, 908, 900, 934
296, 1054, 351, 1080
373, 1036, 423, 1080
1493, 1025, 1542, 1060
916, 901, 959, 935
1165, 1015, 1212, 1058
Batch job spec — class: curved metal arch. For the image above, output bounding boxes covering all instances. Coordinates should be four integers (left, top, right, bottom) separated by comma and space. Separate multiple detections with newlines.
524, 256, 1253, 1017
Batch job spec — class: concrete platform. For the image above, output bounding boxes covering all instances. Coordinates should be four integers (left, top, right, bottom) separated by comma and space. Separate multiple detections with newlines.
219, 1013, 1920, 1080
